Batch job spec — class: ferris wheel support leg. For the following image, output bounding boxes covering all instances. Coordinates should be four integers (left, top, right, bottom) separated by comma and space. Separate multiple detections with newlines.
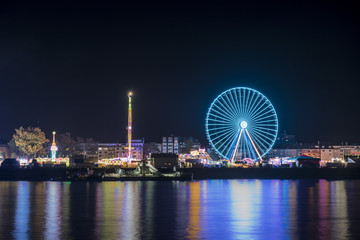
231, 129, 243, 163
245, 129, 263, 162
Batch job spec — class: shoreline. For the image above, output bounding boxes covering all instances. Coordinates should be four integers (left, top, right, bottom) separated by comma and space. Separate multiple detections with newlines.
1, 167, 360, 181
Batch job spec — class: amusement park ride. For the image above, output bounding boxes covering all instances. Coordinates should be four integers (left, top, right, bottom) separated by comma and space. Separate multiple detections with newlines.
50, 131, 58, 162
98, 91, 138, 166
206, 87, 278, 164
124, 91, 134, 161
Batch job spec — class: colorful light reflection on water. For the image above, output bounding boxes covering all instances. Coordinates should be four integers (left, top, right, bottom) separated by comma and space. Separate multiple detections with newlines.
0, 180, 360, 239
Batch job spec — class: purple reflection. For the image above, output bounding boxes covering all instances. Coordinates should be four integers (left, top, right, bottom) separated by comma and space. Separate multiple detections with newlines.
45, 182, 61, 239
13, 181, 29, 240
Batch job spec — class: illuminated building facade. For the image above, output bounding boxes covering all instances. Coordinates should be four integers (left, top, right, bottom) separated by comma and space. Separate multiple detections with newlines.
162, 137, 179, 154
98, 143, 126, 160
98, 140, 144, 160
267, 148, 302, 158
268, 145, 360, 161
301, 148, 321, 158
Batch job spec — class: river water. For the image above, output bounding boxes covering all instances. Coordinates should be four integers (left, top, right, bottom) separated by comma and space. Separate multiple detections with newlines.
0, 180, 359, 240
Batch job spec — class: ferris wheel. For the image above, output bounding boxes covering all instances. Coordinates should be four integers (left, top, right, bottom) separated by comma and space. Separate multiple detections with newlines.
205, 87, 278, 162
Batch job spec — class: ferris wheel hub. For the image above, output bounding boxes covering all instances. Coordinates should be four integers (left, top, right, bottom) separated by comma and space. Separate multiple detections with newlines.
240, 121, 247, 129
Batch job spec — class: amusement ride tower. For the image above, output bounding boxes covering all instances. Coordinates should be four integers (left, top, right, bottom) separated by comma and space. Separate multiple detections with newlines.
125, 91, 134, 160
50, 131, 58, 161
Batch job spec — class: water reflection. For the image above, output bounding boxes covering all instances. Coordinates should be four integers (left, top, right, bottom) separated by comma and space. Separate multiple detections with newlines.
0, 180, 359, 239
14, 182, 29, 240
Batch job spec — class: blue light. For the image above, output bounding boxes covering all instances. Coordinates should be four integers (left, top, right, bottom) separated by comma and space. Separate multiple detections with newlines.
205, 87, 278, 161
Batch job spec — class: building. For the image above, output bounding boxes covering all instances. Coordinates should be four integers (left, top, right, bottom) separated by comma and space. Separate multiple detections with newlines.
268, 144, 360, 162
267, 148, 302, 158
131, 139, 144, 160
333, 145, 360, 156
98, 143, 126, 160
288, 155, 321, 168
301, 148, 321, 158
161, 137, 179, 154
320, 148, 334, 161
98, 139, 144, 160
150, 153, 178, 169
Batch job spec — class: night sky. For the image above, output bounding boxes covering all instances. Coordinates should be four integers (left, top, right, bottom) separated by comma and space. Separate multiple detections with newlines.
1, 1, 359, 144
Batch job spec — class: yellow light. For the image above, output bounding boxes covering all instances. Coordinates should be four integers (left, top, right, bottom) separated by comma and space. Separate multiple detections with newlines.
128, 91, 133, 96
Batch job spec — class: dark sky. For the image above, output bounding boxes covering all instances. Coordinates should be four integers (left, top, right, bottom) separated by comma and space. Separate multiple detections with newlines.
0, 1, 359, 144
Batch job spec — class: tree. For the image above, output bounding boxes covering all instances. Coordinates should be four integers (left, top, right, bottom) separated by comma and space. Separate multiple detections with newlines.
12, 126, 49, 158
75, 137, 98, 156
8, 139, 20, 158
181, 137, 200, 153
57, 132, 77, 157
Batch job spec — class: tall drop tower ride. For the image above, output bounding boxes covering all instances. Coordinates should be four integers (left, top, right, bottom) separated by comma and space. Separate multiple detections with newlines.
50, 131, 58, 161
126, 91, 133, 160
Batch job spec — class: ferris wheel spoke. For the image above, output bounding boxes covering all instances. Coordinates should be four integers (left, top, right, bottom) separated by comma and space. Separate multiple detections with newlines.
253, 118, 278, 124
253, 114, 277, 124
212, 103, 236, 120
225, 130, 240, 159
230, 90, 241, 115
249, 99, 267, 119
244, 90, 254, 115
216, 99, 237, 119
208, 127, 234, 137
245, 129, 264, 161
216, 131, 238, 158
243, 89, 252, 115
252, 129, 275, 145
252, 108, 276, 122
212, 109, 234, 121
248, 96, 264, 118
209, 128, 235, 142
228, 128, 242, 160
251, 128, 272, 147
251, 103, 273, 120
221, 95, 239, 118
207, 112, 233, 122
206, 123, 233, 126
235, 88, 244, 116
239, 88, 245, 114
253, 126, 278, 132
208, 126, 235, 132
252, 131, 274, 156
248, 92, 263, 115
253, 129, 277, 141
249, 132, 268, 155
246, 91, 260, 116
254, 123, 278, 128
221, 134, 238, 159
207, 117, 234, 124
229, 90, 241, 115
242, 89, 247, 114
246, 134, 261, 160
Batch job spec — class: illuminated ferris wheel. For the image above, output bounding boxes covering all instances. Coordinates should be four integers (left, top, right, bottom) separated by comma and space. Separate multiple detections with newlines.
205, 87, 278, 162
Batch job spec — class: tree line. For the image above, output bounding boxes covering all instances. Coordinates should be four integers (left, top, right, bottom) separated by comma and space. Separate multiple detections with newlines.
7, 126, 98, 159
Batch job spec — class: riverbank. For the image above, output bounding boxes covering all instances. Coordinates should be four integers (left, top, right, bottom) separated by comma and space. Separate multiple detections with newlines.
1, 167, 360, 181
180, 167, 360, 180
